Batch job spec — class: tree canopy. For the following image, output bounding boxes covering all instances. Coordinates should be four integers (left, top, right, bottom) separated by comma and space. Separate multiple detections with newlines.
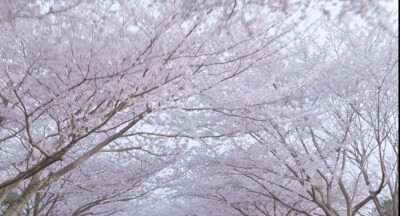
0, 0, 398, 215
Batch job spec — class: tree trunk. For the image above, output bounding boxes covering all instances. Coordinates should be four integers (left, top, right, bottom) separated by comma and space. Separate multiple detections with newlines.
0, 181, 21, 205
3, 173, 43, 216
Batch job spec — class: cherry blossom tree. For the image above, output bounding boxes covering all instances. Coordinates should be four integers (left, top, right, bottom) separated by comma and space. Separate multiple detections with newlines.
162, 15, 398, 216
0, 0, 309, 215
0, 0, 397, 215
